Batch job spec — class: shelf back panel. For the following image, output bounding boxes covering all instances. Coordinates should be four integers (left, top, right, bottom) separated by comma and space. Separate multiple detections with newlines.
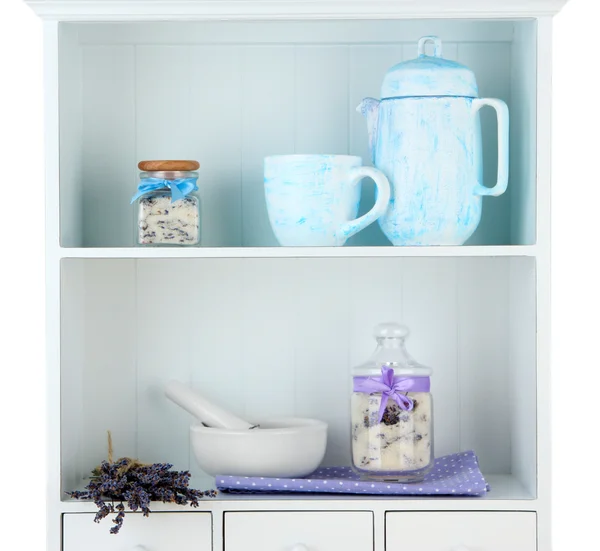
60, 256, 536, 493
58, 19, 537, 248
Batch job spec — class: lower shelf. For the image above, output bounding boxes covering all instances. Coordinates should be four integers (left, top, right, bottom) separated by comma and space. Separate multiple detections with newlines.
60, 474, 534, 512
60, 256, 537, 499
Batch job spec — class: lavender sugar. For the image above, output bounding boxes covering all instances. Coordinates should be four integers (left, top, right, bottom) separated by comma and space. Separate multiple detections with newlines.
351, 391, 433, 476
138, 195, 200, 245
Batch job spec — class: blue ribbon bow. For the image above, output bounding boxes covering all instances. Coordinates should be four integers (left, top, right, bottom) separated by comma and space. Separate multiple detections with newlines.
131, 177, 199, 204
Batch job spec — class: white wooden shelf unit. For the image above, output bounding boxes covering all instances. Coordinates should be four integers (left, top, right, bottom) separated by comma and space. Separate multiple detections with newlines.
25, 1, 567, 551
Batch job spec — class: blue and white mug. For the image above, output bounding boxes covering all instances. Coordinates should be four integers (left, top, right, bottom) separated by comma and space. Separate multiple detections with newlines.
264, 154, 390, 246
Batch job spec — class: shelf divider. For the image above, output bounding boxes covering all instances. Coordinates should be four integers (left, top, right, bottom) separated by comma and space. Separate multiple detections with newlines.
58, 245, 537, 259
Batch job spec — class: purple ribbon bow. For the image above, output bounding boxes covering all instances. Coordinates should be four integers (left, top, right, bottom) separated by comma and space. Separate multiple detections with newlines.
353, 366, 430, 423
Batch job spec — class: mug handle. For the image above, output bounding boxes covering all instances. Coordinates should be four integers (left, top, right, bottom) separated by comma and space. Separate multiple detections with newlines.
336, 167, 391, 242
472, 97, 510, 197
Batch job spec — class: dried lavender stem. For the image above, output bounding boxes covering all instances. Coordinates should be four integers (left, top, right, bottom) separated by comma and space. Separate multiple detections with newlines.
107, 430, 113, 464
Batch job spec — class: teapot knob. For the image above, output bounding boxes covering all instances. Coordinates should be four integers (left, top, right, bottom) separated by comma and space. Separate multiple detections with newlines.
418, 36, 442, 58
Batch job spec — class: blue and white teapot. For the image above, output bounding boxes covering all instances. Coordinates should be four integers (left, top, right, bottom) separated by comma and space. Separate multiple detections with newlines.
358, 36, 509, 246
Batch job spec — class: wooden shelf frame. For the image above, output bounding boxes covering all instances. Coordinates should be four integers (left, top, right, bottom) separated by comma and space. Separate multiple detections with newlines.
30, 2, 563, 550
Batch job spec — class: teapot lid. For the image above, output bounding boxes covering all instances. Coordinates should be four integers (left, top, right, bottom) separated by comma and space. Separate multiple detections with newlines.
381, 36, 479, 99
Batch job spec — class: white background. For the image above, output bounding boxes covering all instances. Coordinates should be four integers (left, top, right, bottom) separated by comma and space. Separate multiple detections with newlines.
0, 0, 597, 548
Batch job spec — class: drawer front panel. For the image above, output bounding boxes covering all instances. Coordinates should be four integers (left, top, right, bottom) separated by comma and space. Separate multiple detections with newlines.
225, 512, 373, 551
63, 512, 212, 551
386, 512, 536, 551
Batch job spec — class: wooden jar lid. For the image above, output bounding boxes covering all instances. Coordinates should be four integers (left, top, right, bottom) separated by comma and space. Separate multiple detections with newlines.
138, 160, 200, 171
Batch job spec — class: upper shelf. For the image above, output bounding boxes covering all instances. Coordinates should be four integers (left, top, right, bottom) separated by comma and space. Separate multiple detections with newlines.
57, 19, 538, 250
25, 0, 569, 21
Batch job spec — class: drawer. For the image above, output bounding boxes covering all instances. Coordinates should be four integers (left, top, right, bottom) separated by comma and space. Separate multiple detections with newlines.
63, 512, 212, 551
386, 512, 536, 551
225, 512, 373, 551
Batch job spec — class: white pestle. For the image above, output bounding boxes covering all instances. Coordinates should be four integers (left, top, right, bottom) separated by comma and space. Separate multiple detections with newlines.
164, 380, 256, 430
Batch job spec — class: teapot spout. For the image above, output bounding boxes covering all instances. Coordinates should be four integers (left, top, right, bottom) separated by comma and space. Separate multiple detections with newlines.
357, 97, 380, 163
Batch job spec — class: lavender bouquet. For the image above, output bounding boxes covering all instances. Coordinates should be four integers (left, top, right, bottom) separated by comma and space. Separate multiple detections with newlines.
67, 434, 216, 534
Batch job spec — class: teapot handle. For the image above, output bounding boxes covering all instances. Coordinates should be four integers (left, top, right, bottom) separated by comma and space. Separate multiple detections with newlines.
336, 167, 390, 242
472, 98, 509, 197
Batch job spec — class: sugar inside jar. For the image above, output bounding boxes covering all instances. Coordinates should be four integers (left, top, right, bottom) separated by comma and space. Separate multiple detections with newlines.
351, 323, 434, 482
131, 160, 202, 246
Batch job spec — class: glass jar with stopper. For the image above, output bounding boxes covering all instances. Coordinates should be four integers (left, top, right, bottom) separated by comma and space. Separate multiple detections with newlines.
131, 160, 201, 246
351, 322, 434, 482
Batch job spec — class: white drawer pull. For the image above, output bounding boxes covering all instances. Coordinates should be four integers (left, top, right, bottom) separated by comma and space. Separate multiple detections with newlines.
131, 546, 147, 551
452, 546, 470, 551
291, 545, 309, 551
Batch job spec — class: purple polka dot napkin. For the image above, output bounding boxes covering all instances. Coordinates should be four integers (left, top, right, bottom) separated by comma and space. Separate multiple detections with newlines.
216, 451, 490, 496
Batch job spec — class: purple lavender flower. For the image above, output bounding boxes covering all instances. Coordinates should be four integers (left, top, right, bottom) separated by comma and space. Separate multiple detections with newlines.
66, 459, 217, 534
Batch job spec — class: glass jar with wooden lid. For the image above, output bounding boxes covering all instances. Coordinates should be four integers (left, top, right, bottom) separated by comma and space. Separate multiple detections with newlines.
131, 160, 201, 246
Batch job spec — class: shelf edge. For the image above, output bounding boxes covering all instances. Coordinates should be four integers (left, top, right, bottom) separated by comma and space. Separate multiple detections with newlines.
56, 245, 539, 260
25, 0, 569, 21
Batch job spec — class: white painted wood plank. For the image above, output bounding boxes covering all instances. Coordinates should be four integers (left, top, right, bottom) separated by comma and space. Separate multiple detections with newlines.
189, 46, 243, 247
534, 20, 552, 551
458, 42, 512, 246
225, 511, 374, 551
402, 258, 459, 458
293, 258, 352, 466
63, 512, 212, 551
62, 473, 534, 510
187, 259, 245, 475
81, 260, 137, 469
81, 46, 135, 247
59, 245, 540, 259
511, 21, 538, 245
59, 25, 83, 247
45, 23, 64, 551
240, 259, 298, 419
135, 259, 193, 472
349, 257, 405, 366
241, 47, 295, 246
458, 257, 511, 473
75, 21, 519, 46
386, 512, 537, 551
136, 45, 196, 168
509, 258, 537, 497
295, 46, 349, 155
27, 1, 570, 21
60, 259, 86, 491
